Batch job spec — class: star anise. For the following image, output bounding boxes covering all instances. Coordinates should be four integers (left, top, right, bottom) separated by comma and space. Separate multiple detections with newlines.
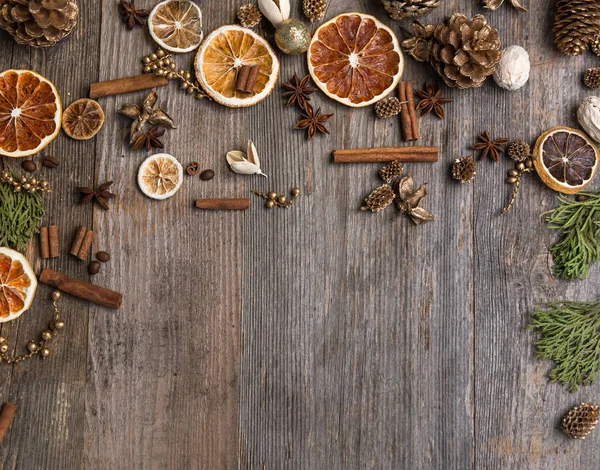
132, 126, 165, 151
76, 181, 116, 211
282, 73, 317, 110
472, 131, 510, 162
415, 83, 452, 119
119, 90, 176, 149
293, 103, 334, 140
118, 0, 150, 30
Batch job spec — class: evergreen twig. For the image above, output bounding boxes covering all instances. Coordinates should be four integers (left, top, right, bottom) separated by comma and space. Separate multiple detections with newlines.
543, 190, 600, 280
0, 178, 44, 251
528, 300, 600, 392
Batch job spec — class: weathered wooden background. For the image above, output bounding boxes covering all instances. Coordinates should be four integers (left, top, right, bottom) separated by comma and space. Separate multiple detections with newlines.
0, 0, 599, 468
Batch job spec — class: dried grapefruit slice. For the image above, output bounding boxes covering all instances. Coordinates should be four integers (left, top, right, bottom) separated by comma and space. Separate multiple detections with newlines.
307, 13, 403, 108
148, 0, 203, 53
62, 98, 105, 140
533, 126, 600, 194
0, 247, 37, 323
137, 153, 183, 200
0, 70, 62, 158
194, 25, 280, 108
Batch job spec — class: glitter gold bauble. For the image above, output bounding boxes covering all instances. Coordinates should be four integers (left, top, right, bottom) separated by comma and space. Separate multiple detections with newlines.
275, 19, 310, 55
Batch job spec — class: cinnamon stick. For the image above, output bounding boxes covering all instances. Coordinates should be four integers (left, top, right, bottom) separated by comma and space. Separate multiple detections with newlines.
333, 146, 438, 163
89, 74, 168, 99
405, 82, 420, 140
195, 198, 250, 210
243, 66, 260, 93
236, 65, 252, 92
77, 229, 94, 261
399, 82, 414, 141
70, 226, 87, 257
40, 226, 50, 259
48, 225, 59, 258
39, 268, 122, 309
0, 402, 17, 445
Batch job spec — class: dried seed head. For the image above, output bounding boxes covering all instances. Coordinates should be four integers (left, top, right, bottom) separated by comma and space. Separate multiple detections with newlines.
361, 185, 396, 212
508, 140, 531, 162
563, 403, 599, 440
452, 156, 476, 184
584, 67, 600, 89
379, 160, 405, 183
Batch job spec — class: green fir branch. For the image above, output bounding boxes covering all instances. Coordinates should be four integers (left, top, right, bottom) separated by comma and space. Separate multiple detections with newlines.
528, 300, 600, 392
543, 190, 600, 280
0, 179, 44, 251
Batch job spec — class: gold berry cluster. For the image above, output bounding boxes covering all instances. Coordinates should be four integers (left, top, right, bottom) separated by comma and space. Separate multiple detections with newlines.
1, 171, 50, 194
252, 187, 301, 209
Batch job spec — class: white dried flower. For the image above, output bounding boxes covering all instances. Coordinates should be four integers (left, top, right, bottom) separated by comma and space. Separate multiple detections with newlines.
258, 0, 290, 26
226, 140, 267, 176
578, 96, 600, 143
493, 45, 530, 91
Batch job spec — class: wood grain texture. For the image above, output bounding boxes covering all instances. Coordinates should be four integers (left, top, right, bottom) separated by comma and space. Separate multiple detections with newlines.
0, 0, 598, 468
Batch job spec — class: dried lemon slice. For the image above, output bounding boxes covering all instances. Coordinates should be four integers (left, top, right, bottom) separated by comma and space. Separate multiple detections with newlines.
307, 13, 403, 107
194, 25, 280, 108
0, 70, 62, 157
0, 247, 37, 323
62, 98, 105, 140
137, 153, 183, 200
148, 0, 203, 53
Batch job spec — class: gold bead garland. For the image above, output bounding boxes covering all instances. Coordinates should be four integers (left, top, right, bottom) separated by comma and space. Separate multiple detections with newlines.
252, 187, 301, 208
0, 291, 65, 364
0, 170, 50, 194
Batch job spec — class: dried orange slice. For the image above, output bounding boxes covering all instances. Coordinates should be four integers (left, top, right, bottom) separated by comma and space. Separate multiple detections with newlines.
62, 98, 105, 140
0, 70, 62, 158
0, 247, 37, 323
533, 126, 600, 194
137, 153, 183, 200
307, 13, 403, 107
194, 25, 280, 108
148, 0, 203, 53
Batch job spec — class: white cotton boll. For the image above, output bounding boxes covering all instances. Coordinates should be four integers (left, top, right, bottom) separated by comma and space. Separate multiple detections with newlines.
493, 45, 530, 91
578, 96, 600, 142
258, 0, 290, 26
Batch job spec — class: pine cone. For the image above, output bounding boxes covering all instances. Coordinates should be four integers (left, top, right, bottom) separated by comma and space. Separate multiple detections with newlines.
375, 97, 402, 119
379, 160, 405, 183
562, 403, 599, 439
452, 156, 476, 183
0, 0, 79, 47
381, 0, 441, 21
361, 185, 396, 212
584, 67, 600, 88
303, 0, 327, 22
553, 0, 600, 56
507, 140, 530, 162
403, 14, 502, 89
238, 3, 262, 29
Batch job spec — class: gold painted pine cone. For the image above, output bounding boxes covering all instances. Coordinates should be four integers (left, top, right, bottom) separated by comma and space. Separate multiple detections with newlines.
584, 67, 600, 88
381, 0, 441, 21
0, 0, 78, 47
379, 160, 405, 183
562, 403, 599, 439
553, 0, 600, 56
452, 156, 476, 183
361, 185, 396, 212
402, 14, 502, 89
238, 3, 262, 29
375, 97, 402, 119
303, 0, 327, 22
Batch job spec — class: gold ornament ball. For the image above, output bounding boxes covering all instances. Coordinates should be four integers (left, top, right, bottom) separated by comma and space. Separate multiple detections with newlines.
41, 331, 52, 341
266, 200, 275, 209
0, 344, 8, 354
292, 187, 301, 197
275, 19, 311, 55
52, 291, 61, 301
27, 342, 37, 352
54, 321, 65, 330
40, 348, 50, 358
277, 196, 287, 205
267, 192, 278, 200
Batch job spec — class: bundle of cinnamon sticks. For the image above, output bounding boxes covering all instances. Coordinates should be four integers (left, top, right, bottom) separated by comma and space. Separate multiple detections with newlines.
399, 81, 420, 141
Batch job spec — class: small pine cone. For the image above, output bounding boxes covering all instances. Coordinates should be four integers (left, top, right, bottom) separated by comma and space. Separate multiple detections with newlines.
303, 0, 328, 22
238, 3, 262, 28
452, 156, 476, 183
361, 185, 396, 212
584, 67, 600, 88
508, 140, 531, 162
563, 403, 599, 440
379, 160, 405, 183
375, 97, 402, 119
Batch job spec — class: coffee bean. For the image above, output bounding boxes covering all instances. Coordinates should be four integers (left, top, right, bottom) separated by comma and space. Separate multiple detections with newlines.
41, 156, 59, 169
96, 251, 110, 262
21, 160, 37, 173
88, 261, 101, 275
200, 169, 215, 181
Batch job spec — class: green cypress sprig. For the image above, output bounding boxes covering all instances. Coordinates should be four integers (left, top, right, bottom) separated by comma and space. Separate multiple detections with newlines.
543, 190, 600, 280
0, 179, 44, 251
528, 300, 600, 392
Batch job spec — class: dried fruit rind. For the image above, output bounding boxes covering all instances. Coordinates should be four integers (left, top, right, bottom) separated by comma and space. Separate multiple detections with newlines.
62, 98, 105, 140
533, 126, 600, 194
195, 25, 280, 108
307, 13, 403, 107
137, 153, 183, 200
0, 247, 37, 323
148, 0, 203, 53
0, 70, 62, 158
